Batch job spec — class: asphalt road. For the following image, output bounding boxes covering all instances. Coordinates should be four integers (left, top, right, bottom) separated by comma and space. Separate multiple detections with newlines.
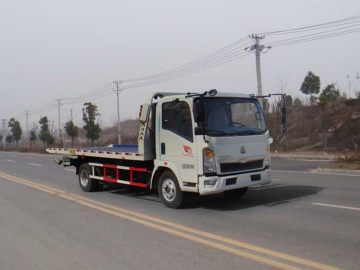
0, 151, 359, 270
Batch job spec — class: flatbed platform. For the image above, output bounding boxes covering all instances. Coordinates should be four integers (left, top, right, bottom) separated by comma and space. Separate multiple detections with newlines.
46, 144, 149, 161
83, 144, 138, 153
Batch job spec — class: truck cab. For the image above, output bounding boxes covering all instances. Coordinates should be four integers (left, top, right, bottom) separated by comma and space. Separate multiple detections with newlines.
139, 90, 272, 207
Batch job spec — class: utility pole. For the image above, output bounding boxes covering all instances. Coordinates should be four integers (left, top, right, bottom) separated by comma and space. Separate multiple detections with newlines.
1, 119, 6, 146
246, 35, 271, 107
113, 80, 123, 145
25, 110, 29, 140
346, 74, 351, 98
56, 99, 63, 146
70, 108, 73, 122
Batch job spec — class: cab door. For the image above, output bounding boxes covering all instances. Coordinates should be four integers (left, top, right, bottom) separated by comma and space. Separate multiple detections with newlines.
157, 99, 198, 186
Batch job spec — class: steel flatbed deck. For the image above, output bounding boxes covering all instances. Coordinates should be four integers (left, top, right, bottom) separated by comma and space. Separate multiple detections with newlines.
46, 144, 149, 161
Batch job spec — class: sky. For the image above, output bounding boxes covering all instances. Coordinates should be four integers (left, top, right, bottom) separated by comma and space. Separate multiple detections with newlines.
1, 0, 360, 131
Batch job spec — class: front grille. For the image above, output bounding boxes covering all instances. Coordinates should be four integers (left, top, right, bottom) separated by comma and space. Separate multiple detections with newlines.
220, 159, 263, 173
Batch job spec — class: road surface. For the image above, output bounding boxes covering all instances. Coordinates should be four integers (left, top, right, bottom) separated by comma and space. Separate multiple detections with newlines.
0, 151, 359, 270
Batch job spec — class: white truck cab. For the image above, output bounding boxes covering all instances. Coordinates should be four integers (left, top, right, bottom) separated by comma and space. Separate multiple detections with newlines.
48, 90, 281, 208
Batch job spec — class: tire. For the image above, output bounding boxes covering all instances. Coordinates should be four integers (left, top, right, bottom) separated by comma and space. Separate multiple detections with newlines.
78, 163, 101, 192
158, 170, 184, 208
223, 187, 248, 198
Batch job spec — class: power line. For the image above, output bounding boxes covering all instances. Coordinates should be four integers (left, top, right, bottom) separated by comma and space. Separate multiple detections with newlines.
28, 101, 57, 115
118, 41, 252, 89
269, 27, 360, 47
62, 82, 113, 102
62, 89, 114, 104
268, 24, 360, 46
27, 15, 360, 104
123, 51, 251, 90
259, 15, 360, 35
264, 19, 360, 37
123, 37, 249, 83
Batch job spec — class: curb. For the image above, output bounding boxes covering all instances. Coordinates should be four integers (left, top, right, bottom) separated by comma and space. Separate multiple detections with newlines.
271, 153, 337, 161
0, 151, 61, 159
312, 168, 360, 175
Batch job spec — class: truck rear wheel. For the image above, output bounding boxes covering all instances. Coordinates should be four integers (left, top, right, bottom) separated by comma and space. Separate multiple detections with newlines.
158, 171, 184, 209
78, 163, 101, 192
223, 187, 248, 198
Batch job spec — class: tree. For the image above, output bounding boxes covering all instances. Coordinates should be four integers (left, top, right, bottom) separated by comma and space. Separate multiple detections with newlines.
263, 99, 270, 113
285, 95, 293, 107
64, 120, 78, 147
355, 91, 360, 99
293, 98, 303, 108
6, 135, 13, 145
318, 84, 340, 105
30, 127, 37, 147
300, 71, 320, 105
8, 118, 22, 146
309, 95, 318, 105
82, 102, 101, 146
39, 116, 55, 146
0, 132, 3, 147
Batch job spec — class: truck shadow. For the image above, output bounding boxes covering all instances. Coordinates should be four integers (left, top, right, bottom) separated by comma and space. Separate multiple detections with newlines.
186, 184, 324, 211
107, 184, 324, 211
107, 186, 160, 203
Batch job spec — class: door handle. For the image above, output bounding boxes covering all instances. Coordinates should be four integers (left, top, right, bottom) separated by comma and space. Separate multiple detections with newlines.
161, 143, 166, 154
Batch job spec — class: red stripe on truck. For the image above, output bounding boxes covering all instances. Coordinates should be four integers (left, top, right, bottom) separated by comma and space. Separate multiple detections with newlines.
100, 164, 148, 188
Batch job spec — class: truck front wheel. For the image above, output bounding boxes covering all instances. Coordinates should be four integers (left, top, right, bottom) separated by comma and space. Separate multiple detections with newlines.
158, 171, 184, 209
78, 163, 101, 192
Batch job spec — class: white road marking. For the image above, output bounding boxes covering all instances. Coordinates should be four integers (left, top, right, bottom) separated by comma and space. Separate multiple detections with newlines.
5, 159, 16, 163
273, 169, 360, 177
312, 203, 360, 212
65, 168, 76, 172
28, 162, 43, 167
272, 178, 281, 182
295, 159, 330, 162
266, 198, 299, 206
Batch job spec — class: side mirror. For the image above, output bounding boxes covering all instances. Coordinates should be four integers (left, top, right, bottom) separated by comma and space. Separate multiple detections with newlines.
208, 89, 217, 96
193, 99, 205, 123
194, 126, 205, 135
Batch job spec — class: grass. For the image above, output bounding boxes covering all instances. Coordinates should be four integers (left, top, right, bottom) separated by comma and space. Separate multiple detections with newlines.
323, 161, 360, 170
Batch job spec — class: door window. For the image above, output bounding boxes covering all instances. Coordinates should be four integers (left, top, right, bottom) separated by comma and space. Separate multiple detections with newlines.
162, 101, 193, 142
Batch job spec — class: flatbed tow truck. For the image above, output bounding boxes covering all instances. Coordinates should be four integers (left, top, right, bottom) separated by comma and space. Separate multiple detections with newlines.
47, 90, 285, 208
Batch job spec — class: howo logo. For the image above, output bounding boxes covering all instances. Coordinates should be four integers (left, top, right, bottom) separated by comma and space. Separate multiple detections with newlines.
240, 145, 246, 154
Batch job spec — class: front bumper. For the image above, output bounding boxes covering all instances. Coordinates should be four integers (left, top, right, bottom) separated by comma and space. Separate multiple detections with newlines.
198, 168, 271, 195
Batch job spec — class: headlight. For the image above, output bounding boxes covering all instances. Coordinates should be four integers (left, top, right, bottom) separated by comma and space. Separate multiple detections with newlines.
203, 148, 216, 175
265, 144, 271, 166
266, 144, 270, 154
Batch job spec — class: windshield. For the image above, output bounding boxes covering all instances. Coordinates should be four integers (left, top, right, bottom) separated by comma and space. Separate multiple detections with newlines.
201, 97, 266, 136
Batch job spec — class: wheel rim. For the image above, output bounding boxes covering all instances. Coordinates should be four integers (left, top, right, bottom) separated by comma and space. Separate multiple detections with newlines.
80, 169, 89, 187
161, 178, 176, 202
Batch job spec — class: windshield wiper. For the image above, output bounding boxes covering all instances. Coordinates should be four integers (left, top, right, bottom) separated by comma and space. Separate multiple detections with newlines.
206, 129, 230, 135
233, 130, 264, 135
232, 122, 247, 128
